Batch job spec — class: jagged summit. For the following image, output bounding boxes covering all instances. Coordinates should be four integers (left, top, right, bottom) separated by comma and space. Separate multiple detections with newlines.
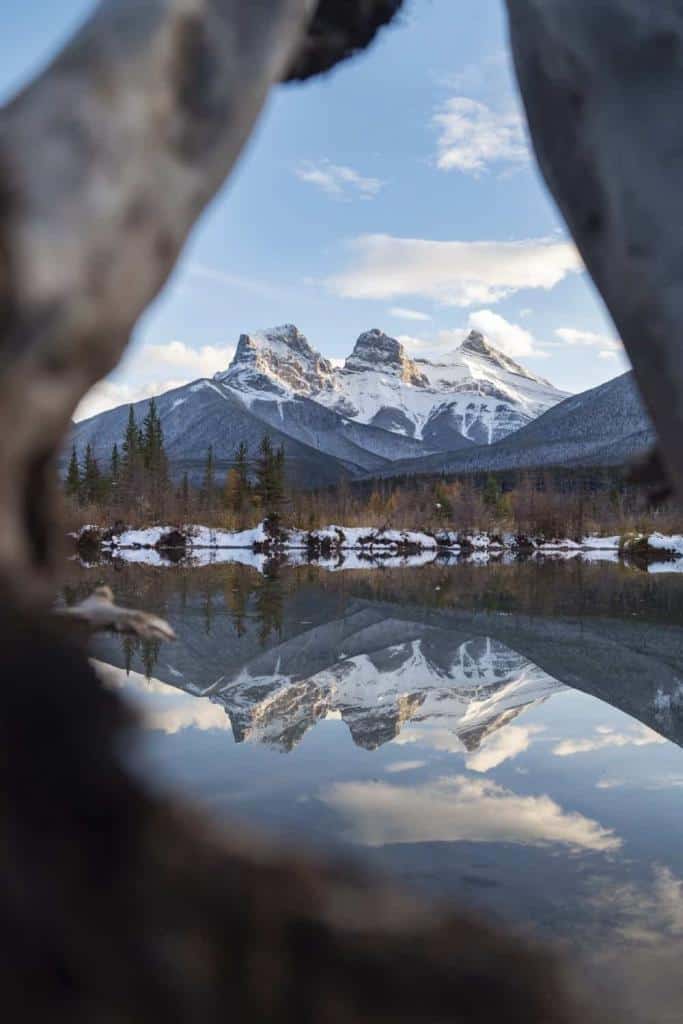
216, 324, 334, 398
210, 321, 567, 445
456, 329, 549, 385
345, 329, 428, 386
70, 321, 577, 489
459, 329, 490, 356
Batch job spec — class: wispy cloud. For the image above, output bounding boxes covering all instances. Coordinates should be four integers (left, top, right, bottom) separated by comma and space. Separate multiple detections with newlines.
466, 725, 543, 773
75, 341, 235, 420
187, 263, 286, 300
389, 306, 433, 322
553, 724, 665, 758
329, 234, 582, 308
295, 160, 384, 201
433, 97, 529, 176
400, 310, 547, 360
556, 327, 627, 363
467, 309, 542, 358
323, 774, 620, 852
75, 378, 188, 421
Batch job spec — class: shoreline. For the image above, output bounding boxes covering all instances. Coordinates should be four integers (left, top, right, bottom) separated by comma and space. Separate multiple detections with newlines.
71, 521, 683, 573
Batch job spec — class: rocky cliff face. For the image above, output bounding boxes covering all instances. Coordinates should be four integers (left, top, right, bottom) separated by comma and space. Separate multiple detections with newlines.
216, 324, 335, 398
345, 329, 429, 386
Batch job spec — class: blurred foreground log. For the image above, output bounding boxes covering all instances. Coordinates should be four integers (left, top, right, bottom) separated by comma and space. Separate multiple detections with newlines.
0, 0, 315, 603
1, 610, 591, 1023
507, 0, 683, 501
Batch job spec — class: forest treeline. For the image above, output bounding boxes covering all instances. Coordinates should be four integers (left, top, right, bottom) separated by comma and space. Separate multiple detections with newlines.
63, 401, 683, 538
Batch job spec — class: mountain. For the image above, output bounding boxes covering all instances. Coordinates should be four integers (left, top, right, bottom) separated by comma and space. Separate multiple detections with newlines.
373, 371, 655, 479
72, 324, 646, 487
215, 323, 564, 447
311, 328, 569, 446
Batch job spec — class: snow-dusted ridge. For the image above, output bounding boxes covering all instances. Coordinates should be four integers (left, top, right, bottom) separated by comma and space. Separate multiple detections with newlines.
216, 325, 569, 446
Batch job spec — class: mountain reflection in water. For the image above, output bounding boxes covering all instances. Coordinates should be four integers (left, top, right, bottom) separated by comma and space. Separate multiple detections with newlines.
67, 559, 683, 1023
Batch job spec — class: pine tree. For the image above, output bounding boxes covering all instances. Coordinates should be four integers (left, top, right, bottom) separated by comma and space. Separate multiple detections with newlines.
225, 441, 250, 522
178, 471, 191, 519
200, 445, 215, 511
141, 397, 169, 513
82, 443, 102, 505
122, 405, 138, 467
110, 443, 120, 482
235, 441, 249, 493
66, 444, 81, 503
255, 434, 285, 522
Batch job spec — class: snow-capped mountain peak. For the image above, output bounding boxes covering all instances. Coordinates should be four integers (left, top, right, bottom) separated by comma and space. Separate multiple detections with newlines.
345, 329, 429, 386
215, 324, 334, 399
210, 322, 568, 447
456, 329, 550, 385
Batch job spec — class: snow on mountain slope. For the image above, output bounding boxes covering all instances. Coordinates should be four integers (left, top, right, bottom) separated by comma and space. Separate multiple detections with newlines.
212, 627, 563, 752
373, 371, 654, 480
69, 323, 570, 486
215, 324, 335, 400
218, 325, 568, 446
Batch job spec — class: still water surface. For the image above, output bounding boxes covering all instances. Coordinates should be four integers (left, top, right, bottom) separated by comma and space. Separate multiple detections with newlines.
68, 558, 683, 1020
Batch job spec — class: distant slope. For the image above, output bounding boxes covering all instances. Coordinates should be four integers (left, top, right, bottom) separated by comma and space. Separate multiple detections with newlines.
68, 378, 455, 488
371, 372, 655, 479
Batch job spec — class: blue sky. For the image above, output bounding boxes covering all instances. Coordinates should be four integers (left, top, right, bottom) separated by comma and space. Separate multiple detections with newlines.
3, 0, 629, 418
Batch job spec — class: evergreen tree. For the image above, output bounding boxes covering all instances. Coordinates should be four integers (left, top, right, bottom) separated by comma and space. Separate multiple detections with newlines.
482, 475, 502, 511
225, 441, 250, 521
255, 435, 285, 521
66, 444, 81, 503
122, 405, 139, 467
121, 405, 142, 509
110, 443, 120, 483
235, 441, 249, 492
141, 397, 169, 512
82, 443, 102, 505
200, 445, 216, 510
178, 471, 191, 519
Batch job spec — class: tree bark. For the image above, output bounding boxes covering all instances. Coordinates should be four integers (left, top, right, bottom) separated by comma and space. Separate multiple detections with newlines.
0, 0, 316, 604
506, 0, 683, 500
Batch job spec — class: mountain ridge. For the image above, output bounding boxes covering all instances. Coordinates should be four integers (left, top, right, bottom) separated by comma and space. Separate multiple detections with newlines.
69, 325, 649, 486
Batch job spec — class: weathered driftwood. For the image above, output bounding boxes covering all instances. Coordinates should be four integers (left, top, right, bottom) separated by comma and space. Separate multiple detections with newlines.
58, 586, 175, 640
506, 0, 683, 500
0, 0, 317, 602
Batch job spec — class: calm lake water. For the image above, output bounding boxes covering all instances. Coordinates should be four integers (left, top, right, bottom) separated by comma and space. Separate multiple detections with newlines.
67, 557, 683, 1021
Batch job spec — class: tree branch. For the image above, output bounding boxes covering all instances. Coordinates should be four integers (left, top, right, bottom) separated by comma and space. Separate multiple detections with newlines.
58, 586, 176, 640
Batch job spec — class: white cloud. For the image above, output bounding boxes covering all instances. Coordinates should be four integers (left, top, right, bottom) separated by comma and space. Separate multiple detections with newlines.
466, 725, 542, 773
328, 234, 582, 308
385, 760, 427, 774
590, 866, 683, 946
555, 327, 626, 363
95, 662, 232, 735
400, 310, 545, 360
143, 340, 235, 377
389, 307, 433, 322
323, 774, 620, 852
553, 724, 666, 758
295, 160, 384, 201
74, 340, 235, 420
468, 309, 538, 357
75, 378, 188, 421
433, 96, 529, 175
